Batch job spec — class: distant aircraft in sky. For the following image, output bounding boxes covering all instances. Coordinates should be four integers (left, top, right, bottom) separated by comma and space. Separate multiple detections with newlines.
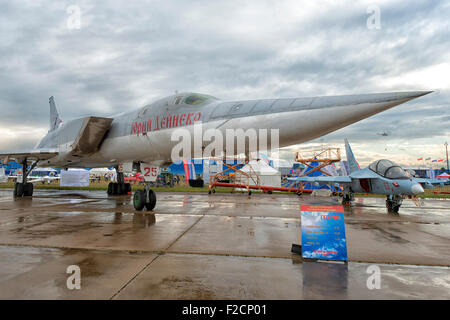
377, 130, 390, 136
288, 139, 443, 213
0, 91, 432, 211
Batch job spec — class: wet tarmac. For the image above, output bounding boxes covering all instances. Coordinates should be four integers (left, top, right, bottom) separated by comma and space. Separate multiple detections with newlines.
0, 189, 449, 299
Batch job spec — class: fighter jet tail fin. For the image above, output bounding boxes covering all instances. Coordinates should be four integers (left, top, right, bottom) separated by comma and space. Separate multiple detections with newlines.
345, 139, 360, 174
49, 96, 62, 131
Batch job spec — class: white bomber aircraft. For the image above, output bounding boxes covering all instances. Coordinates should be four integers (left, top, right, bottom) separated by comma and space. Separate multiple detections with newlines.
0, 91, 432, 210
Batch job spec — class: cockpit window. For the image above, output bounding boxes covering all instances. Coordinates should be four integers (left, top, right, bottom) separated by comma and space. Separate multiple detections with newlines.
183, 94, 218, 105
385, 167, 409, 179
173, 96, 183, 105
184, 94, 209, 105
368, 159, 409, 179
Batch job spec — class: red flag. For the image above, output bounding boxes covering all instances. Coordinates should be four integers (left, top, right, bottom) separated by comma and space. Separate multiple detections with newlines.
417, 158, 423, 161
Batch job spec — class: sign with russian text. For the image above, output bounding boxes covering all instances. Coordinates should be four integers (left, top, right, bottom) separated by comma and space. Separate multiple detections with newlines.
301, 205, 347, 261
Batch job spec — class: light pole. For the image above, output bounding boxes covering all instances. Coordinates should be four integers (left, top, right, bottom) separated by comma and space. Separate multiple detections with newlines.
445, 142, 449, 172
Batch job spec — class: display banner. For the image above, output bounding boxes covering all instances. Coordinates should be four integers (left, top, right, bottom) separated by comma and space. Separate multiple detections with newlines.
300, 205, 347, 261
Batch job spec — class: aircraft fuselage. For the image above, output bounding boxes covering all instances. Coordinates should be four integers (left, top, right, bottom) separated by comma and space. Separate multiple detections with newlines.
35, 91, 431, 168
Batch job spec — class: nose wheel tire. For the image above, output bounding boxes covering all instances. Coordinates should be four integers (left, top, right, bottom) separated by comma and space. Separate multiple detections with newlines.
133, 188, 157, 211
386, 195, 402, 214
145, 189, 156, 211
133, 190, 146, 210
341, 193, 354, 205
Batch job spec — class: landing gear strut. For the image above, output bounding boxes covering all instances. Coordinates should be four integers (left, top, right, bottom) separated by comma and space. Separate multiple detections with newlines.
386, 195, 402, 214
133, 182, 156, 211
107, 167, 131, 196
14, 158, 37, 198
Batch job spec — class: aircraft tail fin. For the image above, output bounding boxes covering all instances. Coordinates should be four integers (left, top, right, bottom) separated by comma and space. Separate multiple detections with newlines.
49, 96, 62, 131
345, 139, 360, 174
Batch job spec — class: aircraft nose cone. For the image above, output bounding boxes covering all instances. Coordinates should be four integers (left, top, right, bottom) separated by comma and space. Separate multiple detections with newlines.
411, 183, 424, 195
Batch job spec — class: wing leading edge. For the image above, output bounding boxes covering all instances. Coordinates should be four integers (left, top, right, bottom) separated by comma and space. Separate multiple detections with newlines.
0, 148, 59, 163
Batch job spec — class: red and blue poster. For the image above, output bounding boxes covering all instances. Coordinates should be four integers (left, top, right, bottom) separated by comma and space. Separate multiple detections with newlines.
300, 205, 347, 261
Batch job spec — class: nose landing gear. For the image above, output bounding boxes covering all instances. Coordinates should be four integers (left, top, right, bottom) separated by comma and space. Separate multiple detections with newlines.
342, 192, 354, 206
133, 183, 156, 211
386, 195, 402, 214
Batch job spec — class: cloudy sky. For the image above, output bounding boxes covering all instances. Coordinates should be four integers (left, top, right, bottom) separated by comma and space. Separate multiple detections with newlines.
0, 0, 449, 168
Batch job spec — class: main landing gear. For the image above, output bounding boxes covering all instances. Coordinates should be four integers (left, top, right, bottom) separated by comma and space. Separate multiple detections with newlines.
107, 168, 131, 196
14, 158, 37, 198
386, 195, 402, 214
133, 182, 156, 211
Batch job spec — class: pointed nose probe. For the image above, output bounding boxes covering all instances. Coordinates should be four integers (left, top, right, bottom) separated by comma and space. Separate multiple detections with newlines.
411, 183, 424, 195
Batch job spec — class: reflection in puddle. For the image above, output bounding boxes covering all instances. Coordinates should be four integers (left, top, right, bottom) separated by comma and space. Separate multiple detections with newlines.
113, 212, 123, 224
15, 198, 33, 208
302, 261, 348, 299
182, 195, 193, 207
132, 213, 156, 228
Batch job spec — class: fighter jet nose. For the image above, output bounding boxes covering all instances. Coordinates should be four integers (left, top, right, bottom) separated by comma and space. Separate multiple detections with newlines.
411, 183, 424, 195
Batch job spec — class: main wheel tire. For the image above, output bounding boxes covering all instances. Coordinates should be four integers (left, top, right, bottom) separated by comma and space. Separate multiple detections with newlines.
117, 183, 124, 195
114, 183, 120, 195
133, 190, 146, 211
145, 189, 156, 211
107, 182, 114, 195
23, 183, 33, 196
17, 183, 24, 198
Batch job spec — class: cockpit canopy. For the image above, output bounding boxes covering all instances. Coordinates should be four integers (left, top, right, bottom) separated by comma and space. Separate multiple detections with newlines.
173, 93, 218, 106
139, 93, 219, 117
368, 159, 409, 179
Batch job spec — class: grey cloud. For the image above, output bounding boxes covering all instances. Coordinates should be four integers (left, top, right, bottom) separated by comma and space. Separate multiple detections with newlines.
0, 0, 449, 154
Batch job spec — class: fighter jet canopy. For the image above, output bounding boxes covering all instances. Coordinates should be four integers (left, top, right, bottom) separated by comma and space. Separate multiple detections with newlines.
368, 159, 409, 179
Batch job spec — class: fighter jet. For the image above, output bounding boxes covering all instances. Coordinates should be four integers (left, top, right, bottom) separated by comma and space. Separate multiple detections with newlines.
288, 139, 443, 213
0, 91, 432, 211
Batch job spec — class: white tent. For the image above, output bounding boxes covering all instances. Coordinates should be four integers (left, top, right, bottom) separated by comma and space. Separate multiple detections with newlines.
271, 159, 294, 176
0, 167, 7, 183
436, 172, 450, 179
237, 160, 281, 188
60, 169, 90, 187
